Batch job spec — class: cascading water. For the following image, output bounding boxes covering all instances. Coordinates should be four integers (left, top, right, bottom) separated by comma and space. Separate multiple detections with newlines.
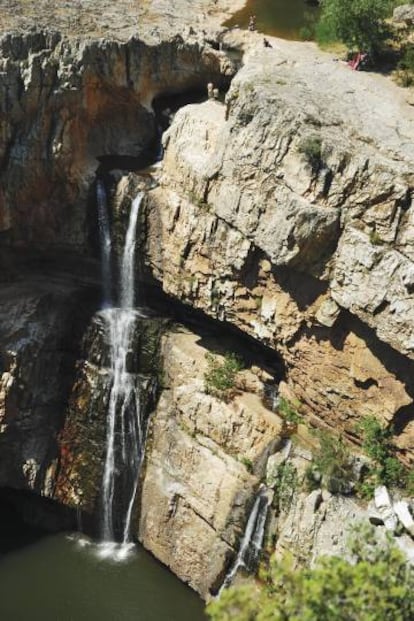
98, 191, 146, 558
219, 487, 271, 593
96, 180, 112, 308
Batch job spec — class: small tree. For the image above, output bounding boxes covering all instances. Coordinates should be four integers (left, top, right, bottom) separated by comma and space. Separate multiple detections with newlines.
317, 0, 391, 55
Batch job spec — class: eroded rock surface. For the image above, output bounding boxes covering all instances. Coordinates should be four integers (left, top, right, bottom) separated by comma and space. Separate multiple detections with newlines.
0, 28, 236, 250
142, 39, 414, 461
139, 329, 282, 597
0, 0, 244, 42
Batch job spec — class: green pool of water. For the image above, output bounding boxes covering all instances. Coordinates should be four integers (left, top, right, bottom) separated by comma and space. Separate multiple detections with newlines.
224, 0, 320, 40
0, 534, 206, 621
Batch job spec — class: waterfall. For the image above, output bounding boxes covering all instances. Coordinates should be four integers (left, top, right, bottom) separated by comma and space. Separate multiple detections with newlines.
96, 181, 112, 308
120, 194, 142, 308
220, 487, 270, 593
99, 191, 146, 554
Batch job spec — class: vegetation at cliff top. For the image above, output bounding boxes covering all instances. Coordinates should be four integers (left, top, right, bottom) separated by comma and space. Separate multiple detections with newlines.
316, 0, 392, 55
204, 352, 244, 401
207, 524, 414, 621
314, 0, 414, 85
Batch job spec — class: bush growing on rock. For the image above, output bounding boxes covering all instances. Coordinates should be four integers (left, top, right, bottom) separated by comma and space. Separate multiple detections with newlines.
204, 352, 244, 401
297, 135, 322, 171
356, 415, 408, 496
273, 462, 298, 512
306, 430, 355, 494
207, 524, 414, 621
397, 45, 414, 86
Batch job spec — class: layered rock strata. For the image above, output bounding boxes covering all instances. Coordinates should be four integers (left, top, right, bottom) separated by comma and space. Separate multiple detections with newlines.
142, 39, 414, 462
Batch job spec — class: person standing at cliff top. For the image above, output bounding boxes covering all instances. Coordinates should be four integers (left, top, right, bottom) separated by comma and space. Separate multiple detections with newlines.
248, 15, 256, 31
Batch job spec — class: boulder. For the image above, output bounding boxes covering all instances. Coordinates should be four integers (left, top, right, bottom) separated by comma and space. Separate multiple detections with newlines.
374, 486, 398, 532
393, 5, 414, 24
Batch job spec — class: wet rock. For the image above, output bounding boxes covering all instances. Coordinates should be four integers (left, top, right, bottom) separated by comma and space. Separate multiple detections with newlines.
54, 311, 166, 516
0, 264, 96, 494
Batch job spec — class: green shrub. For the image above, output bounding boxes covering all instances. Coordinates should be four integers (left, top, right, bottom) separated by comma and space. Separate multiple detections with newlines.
277, 397, 302, 425
369, 230, 384, 245
305, 464, 322, 491
398, 46, 414, 87
407, 469, 414, 496
204, 352, 244, 401
274, 462, 298, 512
299, 25, 314, 41
316, 0, 391, 56
357, 415, 393, 464
298, 135, 322, 171
356, 415, 409, 495
311, 430, 355, 494
240, 456, 254, 474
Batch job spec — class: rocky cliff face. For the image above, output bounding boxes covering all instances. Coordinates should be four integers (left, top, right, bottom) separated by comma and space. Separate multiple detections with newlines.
0, 259, 97, 495
1, 7, 414, 602
143, 38, 414, 463
139, 329, 282, 597
0, 29, 235, 250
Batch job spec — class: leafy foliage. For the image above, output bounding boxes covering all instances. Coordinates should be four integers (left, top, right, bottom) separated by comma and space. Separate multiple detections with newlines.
277, 397, 302, 425
240, 456, 254, 474
204, 352, 243, 401
316, 0, 392, 55
207, 525, 414, 621
356, 415, 408, 495
298, 135, 322, 171
308, 430, 355, 494
273, 462, 298, 512
397, 45, 414, 87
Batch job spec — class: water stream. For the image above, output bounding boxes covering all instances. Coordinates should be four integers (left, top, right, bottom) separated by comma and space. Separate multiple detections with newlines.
99, 191, 147, 556
220, 487, 270, 592
96, 180, 113, 308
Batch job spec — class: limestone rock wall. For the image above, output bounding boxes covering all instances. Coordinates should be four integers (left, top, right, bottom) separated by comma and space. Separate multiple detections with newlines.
139, 329, 282, 597
0, 265, 96, 495
143, 41, 414, 462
